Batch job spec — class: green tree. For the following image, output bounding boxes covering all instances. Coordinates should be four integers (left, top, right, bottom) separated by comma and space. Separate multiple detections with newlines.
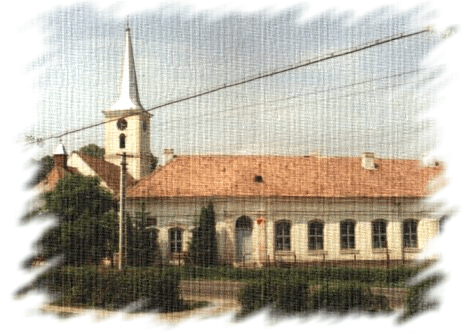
37, 174, 117, 266
150, 153, 158, 171
188, 202, 218, 266
29, 155, 54, 186
126, 202, 161, 267
79, 143, 105, 159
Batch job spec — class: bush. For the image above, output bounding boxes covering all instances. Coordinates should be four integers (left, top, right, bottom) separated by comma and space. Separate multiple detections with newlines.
311, 283, 390, 313
238, 277, 310, 316
21, 267, 183, 312
398, 273, 443, 322
274, 278, 310, 313
238, 280, 275, 316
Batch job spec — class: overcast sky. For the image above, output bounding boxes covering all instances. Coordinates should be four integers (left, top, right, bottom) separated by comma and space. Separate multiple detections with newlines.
27, 3, 444, 159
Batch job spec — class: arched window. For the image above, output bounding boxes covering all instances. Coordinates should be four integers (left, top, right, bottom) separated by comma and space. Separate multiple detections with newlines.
119, 134, 126, 149
372, 219, 387, 249
403, 219, 418, 248
169, 228, 183, 253
340, 220, 356, 249
308, 220, 324, 250
275, 220, 291, 251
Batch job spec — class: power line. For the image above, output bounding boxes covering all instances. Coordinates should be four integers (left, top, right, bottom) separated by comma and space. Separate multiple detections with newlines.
27, 27, 432, 145
155, 67, 439, 127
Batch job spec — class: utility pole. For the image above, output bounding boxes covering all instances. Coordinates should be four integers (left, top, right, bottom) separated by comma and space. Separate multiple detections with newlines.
118, 152, 128, 270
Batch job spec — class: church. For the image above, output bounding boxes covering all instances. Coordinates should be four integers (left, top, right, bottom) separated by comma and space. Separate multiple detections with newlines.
44, 24, 445, 267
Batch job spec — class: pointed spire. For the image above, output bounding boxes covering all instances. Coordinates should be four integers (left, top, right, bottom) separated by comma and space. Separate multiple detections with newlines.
110, 19, 144, 111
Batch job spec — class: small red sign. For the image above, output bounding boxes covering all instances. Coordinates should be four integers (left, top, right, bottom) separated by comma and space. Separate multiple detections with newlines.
256, 217, 266, 225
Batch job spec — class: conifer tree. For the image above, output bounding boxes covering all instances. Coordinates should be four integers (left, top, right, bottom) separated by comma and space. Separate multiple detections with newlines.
189, 202, 218, 266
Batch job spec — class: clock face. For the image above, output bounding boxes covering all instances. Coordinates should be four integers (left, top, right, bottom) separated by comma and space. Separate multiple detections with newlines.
142, 120, 147, 131
117, 118, 127, 130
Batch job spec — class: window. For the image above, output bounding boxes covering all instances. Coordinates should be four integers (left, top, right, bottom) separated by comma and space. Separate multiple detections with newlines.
275, 221, 291, 251
340, 220, 355, 249
403, 219, 418, 248
169, 228, 183, 253
119, 134, 126, 148
308, 220, 324, 250
372, 219, 387, 249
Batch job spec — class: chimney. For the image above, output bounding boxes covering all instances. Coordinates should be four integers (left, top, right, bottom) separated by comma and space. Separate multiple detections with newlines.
361, 152, 376, 170
162, 148, 175, 166
53, 143, 68, 168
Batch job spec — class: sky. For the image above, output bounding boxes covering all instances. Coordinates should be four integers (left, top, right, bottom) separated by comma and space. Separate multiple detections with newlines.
26, 3, 445, 160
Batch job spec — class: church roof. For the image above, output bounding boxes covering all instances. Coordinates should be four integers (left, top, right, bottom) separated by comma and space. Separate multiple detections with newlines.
37, 164, 79, 192
75, 152, 136, 194
127, 155, 443, 199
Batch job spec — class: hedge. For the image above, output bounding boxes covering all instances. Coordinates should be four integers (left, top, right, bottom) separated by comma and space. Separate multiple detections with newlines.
171, 265, 422, 286
22, 267, 183, 312
238, 279, 390, 317
398, 273, 443, 322
311, 283, 390, 313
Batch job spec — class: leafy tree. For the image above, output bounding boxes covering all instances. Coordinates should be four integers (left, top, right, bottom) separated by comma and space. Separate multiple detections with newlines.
29, 155, 54, 186
188, 202, 218, 266
150, 153, 158, 171
37, 174, 117, 266
126, 202, 161, 267
79, 143, 105, 159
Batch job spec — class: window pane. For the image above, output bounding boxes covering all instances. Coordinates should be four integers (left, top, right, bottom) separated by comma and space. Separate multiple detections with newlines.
308, 222, 323, 250
340, 221, 355, 249
275, 222, 291, 251
403, 220, 417, 248
372, 220, 387, 248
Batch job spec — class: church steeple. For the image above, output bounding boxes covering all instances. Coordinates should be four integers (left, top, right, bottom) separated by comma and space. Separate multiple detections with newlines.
103, 19, 152, 181
110, 20, 143, 111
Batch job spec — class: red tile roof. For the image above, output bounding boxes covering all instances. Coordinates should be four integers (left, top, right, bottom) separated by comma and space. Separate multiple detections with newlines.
37, 165, 79, 192
75, 152, 136, 194
127, 155, 443, 199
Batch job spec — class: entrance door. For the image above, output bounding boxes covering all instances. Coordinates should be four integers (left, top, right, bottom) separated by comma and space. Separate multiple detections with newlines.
236, 216, 253, 262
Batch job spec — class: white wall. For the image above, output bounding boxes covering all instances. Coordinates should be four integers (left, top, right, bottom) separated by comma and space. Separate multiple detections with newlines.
127, 196, 441, 264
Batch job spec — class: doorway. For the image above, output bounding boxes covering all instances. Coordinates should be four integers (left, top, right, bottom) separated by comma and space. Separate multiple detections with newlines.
235, 216, 253, 262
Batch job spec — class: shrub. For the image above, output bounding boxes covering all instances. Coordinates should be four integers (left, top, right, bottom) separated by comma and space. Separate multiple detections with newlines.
238, 280, 275, 316
311, 283, 390, 313
238, 276, 310, 316
398, 273, 443, 322
21, 267, 183, 312
274, 278, 310, 313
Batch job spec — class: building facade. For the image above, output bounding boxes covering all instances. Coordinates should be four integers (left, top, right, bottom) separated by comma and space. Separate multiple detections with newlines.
126, 155, 443, 266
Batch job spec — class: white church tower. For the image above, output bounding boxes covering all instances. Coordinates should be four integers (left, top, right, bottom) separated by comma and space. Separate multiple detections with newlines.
103, 21, 152, 180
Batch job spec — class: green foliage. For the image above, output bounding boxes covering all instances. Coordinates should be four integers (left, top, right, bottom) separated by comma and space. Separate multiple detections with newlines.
311, 283, 389, 313
160, 265, 421, 288
150, 154, 158, 170
21, 267, 183, 312
398, 273, 443, 322
238, 276, 309, 316
238, 279, 275, 315
29, 155, 54, 186
238, 279, 391, 317
79, 143, 105, 159
126, 203, 161, 267
274, 277, 310, 313
188, 202, 218, 267
38, 174, 117, 265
